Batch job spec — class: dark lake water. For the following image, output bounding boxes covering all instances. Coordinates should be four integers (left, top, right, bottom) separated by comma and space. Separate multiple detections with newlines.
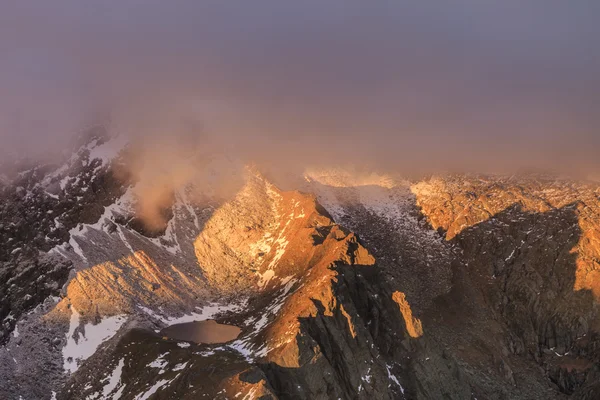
160, 320, 241, 344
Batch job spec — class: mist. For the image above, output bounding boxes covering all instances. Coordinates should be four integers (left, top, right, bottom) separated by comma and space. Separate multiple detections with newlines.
1, 1, 599, 176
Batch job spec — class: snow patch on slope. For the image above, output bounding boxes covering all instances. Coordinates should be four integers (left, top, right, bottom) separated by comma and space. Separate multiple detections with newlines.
49, 186, 136, 260
229, 277, 297, 360
253, 181, 295, 288
100, 358, 126, 399
133, 377, 178, 400
87, 134, 129, 168
63, 307, 127, 373
138, 300, 247, 325
148, 353, 168, 371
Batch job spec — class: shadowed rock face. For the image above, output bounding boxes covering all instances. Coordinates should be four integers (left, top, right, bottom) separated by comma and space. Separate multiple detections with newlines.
0, 130, 130, 345
297, 171, 600, 399
412, 176, 600, 399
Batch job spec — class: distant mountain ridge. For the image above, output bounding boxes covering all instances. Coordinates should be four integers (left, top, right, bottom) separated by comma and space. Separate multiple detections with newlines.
1, 133, 600, 399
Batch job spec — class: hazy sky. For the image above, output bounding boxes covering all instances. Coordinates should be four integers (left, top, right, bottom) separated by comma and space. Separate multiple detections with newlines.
1, 1, 599, 173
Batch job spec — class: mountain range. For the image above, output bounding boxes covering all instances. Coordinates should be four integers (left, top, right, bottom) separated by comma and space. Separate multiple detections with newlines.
1, 129, 600, 399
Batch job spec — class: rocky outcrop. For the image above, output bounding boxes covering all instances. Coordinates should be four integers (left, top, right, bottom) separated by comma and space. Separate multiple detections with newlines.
194, 173, 333, 295
52, 171, 437, 400
412, 175, 600, 398
0, 130, 129, 344
0, 254, 70, 342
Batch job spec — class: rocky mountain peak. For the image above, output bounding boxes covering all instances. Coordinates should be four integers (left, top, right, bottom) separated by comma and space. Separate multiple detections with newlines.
1, 143, 600, 399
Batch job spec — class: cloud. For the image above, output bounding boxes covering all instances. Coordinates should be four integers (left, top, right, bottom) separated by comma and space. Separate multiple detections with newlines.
0, 1, 599, 176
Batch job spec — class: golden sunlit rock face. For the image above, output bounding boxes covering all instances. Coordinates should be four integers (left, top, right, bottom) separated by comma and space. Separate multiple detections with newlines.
193, 173, 332, 295
260, 227, 377, 369
45, 170, 396, 332
392, 291, 423, 338
46, 170, 344, 321
412, 176, 600, 301
45, 250, 206, 324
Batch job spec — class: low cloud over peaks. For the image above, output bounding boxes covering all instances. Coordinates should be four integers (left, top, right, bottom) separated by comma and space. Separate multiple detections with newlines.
0, 1, 599, 176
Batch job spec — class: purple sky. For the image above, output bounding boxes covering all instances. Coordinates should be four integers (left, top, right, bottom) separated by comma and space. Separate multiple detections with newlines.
0, 1, 599, 173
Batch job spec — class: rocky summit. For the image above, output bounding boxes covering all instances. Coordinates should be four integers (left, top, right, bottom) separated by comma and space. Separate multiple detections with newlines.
1, 133, 600, 400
